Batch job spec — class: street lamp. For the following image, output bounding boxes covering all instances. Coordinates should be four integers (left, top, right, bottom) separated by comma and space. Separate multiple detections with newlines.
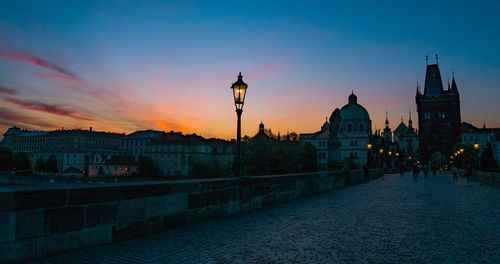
379, 149, 383, 154
367, 143, 372, 149
460, 148, 464, 153
231, 72, 248, 177
474, 142, 480, 150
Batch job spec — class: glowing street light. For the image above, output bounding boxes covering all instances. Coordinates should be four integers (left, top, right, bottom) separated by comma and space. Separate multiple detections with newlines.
474, 143, 480, 150
231, 72, 248, 177
367, 143, 372, 149
460, 148, 464, 153
379, 149, 383, 154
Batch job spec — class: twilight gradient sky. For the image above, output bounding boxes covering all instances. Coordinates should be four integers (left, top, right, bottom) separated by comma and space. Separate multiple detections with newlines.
1, 0, 499, 139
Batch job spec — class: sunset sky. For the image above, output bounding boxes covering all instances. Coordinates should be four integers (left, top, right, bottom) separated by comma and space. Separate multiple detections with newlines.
1, 1, 499, 140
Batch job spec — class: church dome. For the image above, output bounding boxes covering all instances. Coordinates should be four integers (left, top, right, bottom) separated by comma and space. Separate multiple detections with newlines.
340, 93, 370, 121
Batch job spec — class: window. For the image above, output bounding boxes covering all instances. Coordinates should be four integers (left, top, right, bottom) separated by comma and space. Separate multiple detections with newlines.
360, 124, 364, 132
347, 124, 352, 132
425, 113, 430, 119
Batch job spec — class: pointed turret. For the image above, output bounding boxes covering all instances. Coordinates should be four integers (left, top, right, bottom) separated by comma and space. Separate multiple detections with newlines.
423, 62, 444, 95
450, 75, 459, 94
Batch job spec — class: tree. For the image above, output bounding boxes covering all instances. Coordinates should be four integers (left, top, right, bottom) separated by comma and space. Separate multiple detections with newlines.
136, 156, 158, 176
44, 154, 58, 173
301, 142, 318, 172
480, 142, 497, 171
35, 157, 44, 172
189, 157, 232, 179
0, 147, 13, 171
10, 152, 31, 171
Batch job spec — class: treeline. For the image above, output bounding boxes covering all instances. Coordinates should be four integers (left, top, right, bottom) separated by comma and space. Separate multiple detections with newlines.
0, 147, 31, 171
242, 134, 317, 176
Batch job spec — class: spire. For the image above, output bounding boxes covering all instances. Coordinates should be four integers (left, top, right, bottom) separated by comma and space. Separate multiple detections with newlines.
385, 111, 389, 127
416, 80, 420, 95
426, 55, 428, 65
447, 77, 450, 90
483, 122, 486, 129
408, 110, 413, 130
435, 54, 439, 64
450, 73, 459, 93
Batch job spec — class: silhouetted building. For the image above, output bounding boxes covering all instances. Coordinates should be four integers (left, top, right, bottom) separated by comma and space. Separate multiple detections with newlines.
416, 59, 461, 164
300, 119, 330, 170
146, 132, 233, 177
393, 114, 419, 158
462, 122, 500, 167
123, 130, 165, 160
301, 92, 371, 169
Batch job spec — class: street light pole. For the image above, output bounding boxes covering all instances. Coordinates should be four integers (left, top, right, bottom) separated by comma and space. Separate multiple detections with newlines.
236, 108, 242, 176
231, 72, 248, 177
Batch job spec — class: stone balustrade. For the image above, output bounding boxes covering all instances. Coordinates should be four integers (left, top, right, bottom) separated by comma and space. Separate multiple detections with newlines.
0, 169, 383, 263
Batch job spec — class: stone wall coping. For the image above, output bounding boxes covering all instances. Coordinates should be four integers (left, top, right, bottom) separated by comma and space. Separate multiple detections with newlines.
0, 177, 241, 193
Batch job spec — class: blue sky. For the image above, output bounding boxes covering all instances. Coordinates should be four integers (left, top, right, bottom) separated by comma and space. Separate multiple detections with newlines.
1, 0, 499, 138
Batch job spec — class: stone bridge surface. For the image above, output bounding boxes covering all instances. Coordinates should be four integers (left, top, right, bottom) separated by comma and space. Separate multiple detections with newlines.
30, 172, 499, 263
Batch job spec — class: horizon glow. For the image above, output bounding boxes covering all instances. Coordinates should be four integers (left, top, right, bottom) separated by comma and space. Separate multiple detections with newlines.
1, 1, 499, 140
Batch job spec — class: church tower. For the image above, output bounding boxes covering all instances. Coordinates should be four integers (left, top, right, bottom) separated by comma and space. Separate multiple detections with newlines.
382, 111, 392, 143
416, 55, 461, 163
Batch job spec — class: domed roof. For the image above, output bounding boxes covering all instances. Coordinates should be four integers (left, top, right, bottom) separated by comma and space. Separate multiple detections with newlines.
340, 92, 370, 121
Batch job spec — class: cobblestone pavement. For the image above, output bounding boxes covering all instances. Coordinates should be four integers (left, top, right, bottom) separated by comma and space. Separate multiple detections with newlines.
32, 172, 500, 263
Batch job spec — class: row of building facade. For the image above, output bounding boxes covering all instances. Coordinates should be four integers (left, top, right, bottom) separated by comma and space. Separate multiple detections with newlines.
0, 127, 233, 177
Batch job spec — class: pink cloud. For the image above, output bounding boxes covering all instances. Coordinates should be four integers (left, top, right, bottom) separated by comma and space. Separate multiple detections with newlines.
0, 86, 17, 95
0, 50, 81, 82
1, 97, 95, 122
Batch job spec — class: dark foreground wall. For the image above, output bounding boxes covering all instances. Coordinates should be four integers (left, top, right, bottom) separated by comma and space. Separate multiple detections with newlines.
472, 170, 500, 187
0, 169, 383, 263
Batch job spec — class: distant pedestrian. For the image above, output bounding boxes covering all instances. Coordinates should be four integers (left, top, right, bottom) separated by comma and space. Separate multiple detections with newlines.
412, 163, 418, 180
424, 164, 428, 178
465, 164, 473, 185
432, 166, 437, 176
452, 166, 458, 180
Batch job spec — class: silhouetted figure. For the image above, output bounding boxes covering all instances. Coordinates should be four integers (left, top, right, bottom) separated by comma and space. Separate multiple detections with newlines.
412, 163, 418, 180
465, 164, 473, 185
452, 165, 458, 180
363, 164, 369, 181
431, 166, 437, 176
424, 164, 428, 178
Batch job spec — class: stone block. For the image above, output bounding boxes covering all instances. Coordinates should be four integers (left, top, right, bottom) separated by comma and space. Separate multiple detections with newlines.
250, 196, 262, 210
0, 212, 15, 243
119, 198, 147, 223
85, 203, 118, 227
146, 194, 188, 218
227, 200, 240, 215
16, 209, 44, 240
0, 238, 36, 263
36, 225, 112, 257
0, 191, 12, 212
187, 191, 218, 209
122, 184, 170, 199
168, 182, 200, 194
69, 187, 121, 205
113, 217, 163, 242
45, 207, 84, 234
13, 189, 67, 211
162, 212, 190, 231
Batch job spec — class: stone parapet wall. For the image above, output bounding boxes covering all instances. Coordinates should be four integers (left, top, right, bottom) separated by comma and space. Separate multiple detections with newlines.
0, 169, 383, 263
472, 170, 500, 187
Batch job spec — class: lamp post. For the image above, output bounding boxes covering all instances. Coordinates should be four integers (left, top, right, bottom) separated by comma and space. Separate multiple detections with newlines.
231, 72, 248, 177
